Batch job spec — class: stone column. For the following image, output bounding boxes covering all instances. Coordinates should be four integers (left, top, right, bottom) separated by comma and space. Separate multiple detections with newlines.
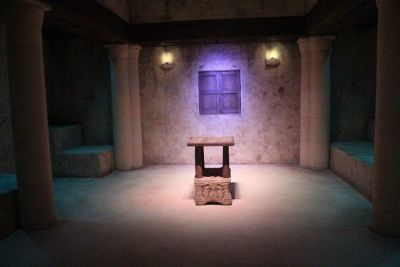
308, 36, 335, 170
372, 0, 400, 237
297, 36, 333, 170
128, 45, 143, 168
107, 45, 134, 170
297, 38, 311, 168
4, 0, 56, 230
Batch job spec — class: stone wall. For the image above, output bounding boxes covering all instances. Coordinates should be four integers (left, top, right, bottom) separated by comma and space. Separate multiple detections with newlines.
306, 0, 319, 12
44, 38, 113, 145
140, 41, 301, 164
0, 24, 15, 172
97, 0, 130, 22
330, 26, 377, 141
129, 0, 313, 24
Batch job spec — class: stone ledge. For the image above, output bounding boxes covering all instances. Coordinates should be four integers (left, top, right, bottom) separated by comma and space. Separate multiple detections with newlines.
330, 142, 373, 201
0, 189, 18, 240
53, 145, 114, 178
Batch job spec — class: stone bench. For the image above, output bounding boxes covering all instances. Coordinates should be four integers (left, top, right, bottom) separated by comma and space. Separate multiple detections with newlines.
330, 141, 374, 200
0, 174, 18, 239
49, 125, 114, 178
53, 145, 114, 177
49, 124, 83, 155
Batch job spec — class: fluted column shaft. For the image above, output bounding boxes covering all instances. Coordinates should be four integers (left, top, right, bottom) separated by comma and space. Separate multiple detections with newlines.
128, 45, 143, 169
372, 0, 400, 237
4, 0, 56, 229
107, 45, 134, 170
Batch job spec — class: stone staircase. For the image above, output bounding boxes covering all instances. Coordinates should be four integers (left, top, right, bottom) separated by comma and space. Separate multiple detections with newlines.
49, 125, 114, 177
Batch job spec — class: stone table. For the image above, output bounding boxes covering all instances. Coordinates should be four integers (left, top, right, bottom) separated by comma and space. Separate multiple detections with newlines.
187, 136, 234, 205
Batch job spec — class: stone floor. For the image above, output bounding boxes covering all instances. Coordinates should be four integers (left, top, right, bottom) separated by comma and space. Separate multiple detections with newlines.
1, 164, 400, 267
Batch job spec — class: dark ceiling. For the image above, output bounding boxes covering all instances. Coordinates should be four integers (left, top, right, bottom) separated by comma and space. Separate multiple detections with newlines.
42, 0, 377, 45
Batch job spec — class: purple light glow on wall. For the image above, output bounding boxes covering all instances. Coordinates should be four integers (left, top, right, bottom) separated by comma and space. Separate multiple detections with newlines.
192, 46, 245, 140
141, 43, 300, 165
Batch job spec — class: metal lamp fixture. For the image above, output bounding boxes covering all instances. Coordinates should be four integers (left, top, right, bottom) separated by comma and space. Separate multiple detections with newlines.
265, 48, 280, 68
265, 57, 280, 68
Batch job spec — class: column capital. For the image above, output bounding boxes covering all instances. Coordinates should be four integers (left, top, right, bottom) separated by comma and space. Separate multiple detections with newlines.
105, 44, 129, 59
309, 35, 335, 51
3, 0, 51, 12
376, 0, 400, 10
297, 37, 310, 53
3, 0, 51, 29
128, 44, 142, 58
376, 0, 382, 9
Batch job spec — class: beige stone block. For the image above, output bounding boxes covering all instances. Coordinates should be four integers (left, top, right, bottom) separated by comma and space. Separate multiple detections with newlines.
53, 145, 114, 177
330, 142, 373, 200
194, 177, 232, 205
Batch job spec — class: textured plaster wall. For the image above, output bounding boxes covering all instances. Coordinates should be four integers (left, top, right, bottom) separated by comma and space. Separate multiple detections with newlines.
331, 26, 377, 141
97, 0, 130, 22
0, 24, 15, 172
129, 0, 313, 23
44, 38, 113, 145
140, 42, 300, 164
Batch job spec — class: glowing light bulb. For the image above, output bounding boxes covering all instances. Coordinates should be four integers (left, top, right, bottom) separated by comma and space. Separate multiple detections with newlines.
266, 49, 279, 60
161, 52, 173, 64
265, 49, 280, 68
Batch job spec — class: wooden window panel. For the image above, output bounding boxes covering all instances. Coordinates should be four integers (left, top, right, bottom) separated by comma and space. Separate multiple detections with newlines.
199, 72, 219, 93
199, 70, 240, 115
221, 93, 240, 114
200, 94, 220, 114
220, 71, 240, 93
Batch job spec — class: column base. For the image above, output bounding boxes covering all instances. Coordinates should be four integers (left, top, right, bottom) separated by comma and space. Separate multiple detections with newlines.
370, 226, 400, 238
371, 220, 400, 238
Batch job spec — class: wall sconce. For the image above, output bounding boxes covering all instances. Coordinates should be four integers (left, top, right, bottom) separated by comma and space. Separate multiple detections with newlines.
265, 57, 280, 68
160, 51, 175, 70
265, 49, 280, 69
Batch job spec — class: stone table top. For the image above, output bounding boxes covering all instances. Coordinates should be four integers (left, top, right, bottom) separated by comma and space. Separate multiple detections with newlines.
187, 136, 235, 147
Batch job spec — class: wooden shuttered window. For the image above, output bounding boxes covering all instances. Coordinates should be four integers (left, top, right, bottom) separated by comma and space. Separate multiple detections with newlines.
198, 70, 241, 115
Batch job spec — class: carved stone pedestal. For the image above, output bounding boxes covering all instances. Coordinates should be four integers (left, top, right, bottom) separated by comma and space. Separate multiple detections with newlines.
194, 177, 232, 205
188, 136, 234, 206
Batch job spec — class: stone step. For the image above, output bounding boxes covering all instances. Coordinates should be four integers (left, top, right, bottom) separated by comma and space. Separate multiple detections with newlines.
49, 124, 83, 154
52, 145, 114, 178
0, 173, 18, 240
